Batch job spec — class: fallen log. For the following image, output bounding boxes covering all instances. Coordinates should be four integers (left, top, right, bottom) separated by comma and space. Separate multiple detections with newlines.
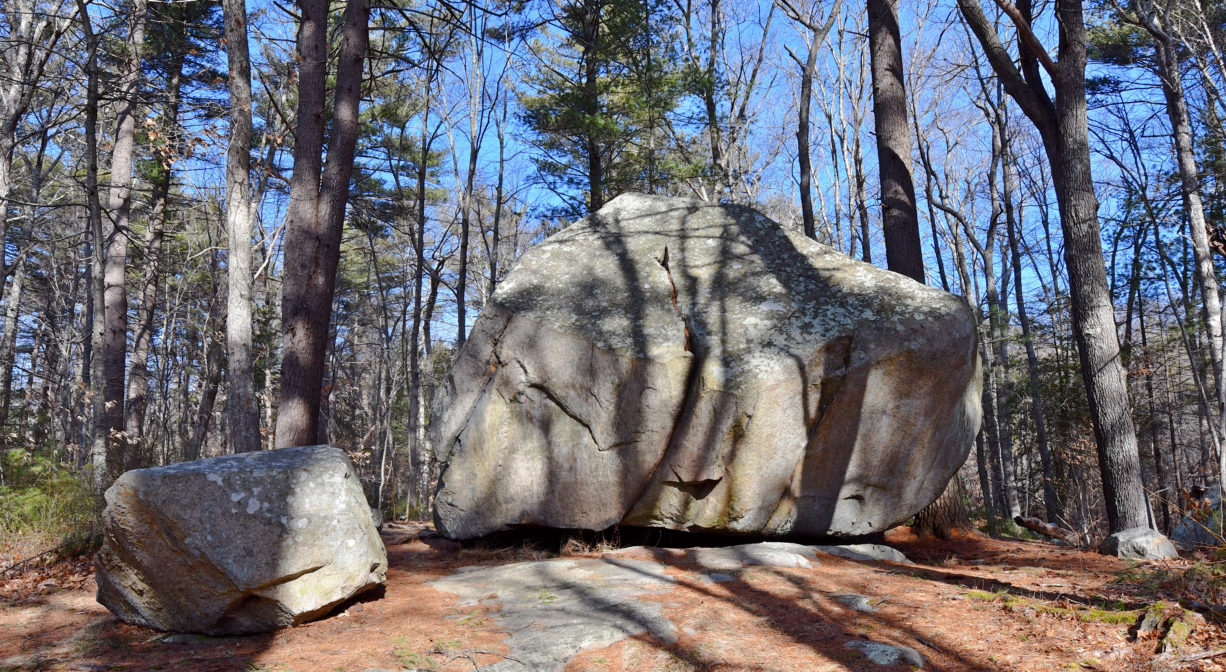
1014, 516, 1080, 545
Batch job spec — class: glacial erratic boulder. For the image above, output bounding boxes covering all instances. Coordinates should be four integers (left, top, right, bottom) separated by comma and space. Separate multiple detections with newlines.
433, 193, 982, 539
96, 445, 387, 634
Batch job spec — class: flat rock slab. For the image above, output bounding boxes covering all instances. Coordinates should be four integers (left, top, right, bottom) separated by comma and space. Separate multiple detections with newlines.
815, 543, 912, 564
605, 541, 820, 571
845, 639, 926, 668
425, 541, 913, 670
428, 557, 679, 672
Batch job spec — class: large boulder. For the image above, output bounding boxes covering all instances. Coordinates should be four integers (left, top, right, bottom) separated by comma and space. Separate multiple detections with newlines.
96, 445, 387, 634
433, 194, 982, 539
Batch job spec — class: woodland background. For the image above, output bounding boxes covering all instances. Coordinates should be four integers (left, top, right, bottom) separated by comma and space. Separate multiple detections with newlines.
0, 0, 1221, 551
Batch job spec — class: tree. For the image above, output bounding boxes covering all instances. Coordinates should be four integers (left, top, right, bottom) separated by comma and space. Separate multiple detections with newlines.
779, 0, 841, 239
867, 0, 923, 281
223, 0, 260, 452
102, 0, 148, 465
867, 0, 968, 535
958, 0, 1150, 533
1098, 1, 1226, 491
274, 0, 370, 448
520, 0, 682, 217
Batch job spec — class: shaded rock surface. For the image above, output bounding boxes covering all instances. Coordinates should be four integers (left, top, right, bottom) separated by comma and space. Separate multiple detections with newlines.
1100, 528, 1178, 560
845, 639, 926, 668
95, 445, 387, 634
1172, 485, 1223, 548
815, 543, 912, 564
428, 557, 678, 672
433, 193, 982, 539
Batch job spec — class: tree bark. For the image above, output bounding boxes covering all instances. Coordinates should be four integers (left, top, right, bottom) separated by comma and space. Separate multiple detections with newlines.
1149, 26, 1225, 460
224, 0, 261, 453
275, 0, 370, 448
868, 0, 923, 281
74, 0, 110, 492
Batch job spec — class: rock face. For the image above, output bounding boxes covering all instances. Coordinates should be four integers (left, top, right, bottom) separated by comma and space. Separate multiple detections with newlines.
1100, 528, 1178, 560
433, 193, 982, 539
96, 445, 387, 634
1172, 486, 1222, 548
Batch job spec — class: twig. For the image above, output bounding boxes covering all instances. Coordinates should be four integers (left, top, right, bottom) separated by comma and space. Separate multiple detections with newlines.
1178, 648, 1226, 662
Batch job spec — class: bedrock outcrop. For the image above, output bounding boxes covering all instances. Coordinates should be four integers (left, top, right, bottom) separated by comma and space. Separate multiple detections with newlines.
433, 193, 981, 539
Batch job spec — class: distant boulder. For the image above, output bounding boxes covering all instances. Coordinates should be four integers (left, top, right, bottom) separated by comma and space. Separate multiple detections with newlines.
1172, 485, 1223, 548
1100, 528, 1178, 560
433, 193, 982, 540
96, 445, 386, 635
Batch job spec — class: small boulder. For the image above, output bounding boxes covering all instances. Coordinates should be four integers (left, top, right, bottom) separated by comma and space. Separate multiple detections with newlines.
96, 445, 387, 634
1100, 528, 1178, 560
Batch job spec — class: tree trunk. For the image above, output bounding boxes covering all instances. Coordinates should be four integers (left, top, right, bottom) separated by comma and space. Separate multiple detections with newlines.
103, 0, 149, 461
868, 0, 923, 281
185, 304, 225, 461
958, 0, 1150, 533
74, 0, 110, 493
581, 0, 603, 212
1004, 147, 1060, 522
780, 0, 839, 239
796, 37, 818, 239
275, 0, 370, 448
0, 252, 26, 438
123, 54, 183, 467
224, 0, 261, 453
1150, 30, 1225, 455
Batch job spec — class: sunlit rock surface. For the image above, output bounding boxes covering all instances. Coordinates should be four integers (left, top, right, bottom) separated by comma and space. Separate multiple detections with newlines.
96, 445, 386, 634
433, 193, 982, 540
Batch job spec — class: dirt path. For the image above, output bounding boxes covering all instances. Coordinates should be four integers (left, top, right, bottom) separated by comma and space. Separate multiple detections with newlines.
1, 527, 1224, 671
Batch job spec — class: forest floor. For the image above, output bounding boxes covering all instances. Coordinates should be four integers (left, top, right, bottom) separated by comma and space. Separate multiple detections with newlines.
2, 524, 1226, 672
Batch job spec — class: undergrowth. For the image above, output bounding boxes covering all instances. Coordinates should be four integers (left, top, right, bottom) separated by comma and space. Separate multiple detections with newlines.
0, 449, 99, 566
1115, 560, 1226, 605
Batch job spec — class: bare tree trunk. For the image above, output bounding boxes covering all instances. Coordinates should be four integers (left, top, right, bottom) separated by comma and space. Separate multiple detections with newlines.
959, 0, 1149, 533
275, 0, 370, 448
1004, 144, 1059, 522
0, 252, 27, 438
580, 0, 603, 212
224, 0, 260, 453
74, 0, 110, 493
868, 0, 923, 281
185, 297, 225, 461
103, 0, 149, 464
1148, 25, 1225, 467
123, 54, 183, 467
780, 0, 840, 240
